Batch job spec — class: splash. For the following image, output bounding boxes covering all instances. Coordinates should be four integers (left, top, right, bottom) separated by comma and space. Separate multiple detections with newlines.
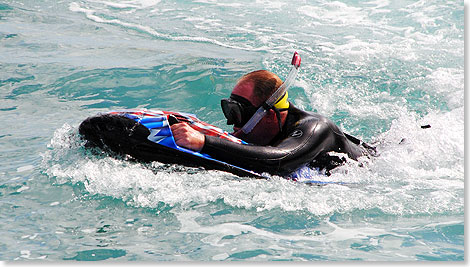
41, 119, 463, 217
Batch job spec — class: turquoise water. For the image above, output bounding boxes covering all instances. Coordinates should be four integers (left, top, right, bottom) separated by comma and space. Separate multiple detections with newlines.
0, 0, 464, 262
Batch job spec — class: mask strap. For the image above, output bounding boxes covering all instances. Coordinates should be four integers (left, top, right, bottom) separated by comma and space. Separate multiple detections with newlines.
273, 106, 282, 133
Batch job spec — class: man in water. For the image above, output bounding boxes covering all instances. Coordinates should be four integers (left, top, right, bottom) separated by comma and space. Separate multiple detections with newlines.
170, 70, 372, 176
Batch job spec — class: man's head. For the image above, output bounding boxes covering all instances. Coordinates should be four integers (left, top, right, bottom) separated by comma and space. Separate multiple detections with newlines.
222, 70, 289, 145
232, 70, 283, 107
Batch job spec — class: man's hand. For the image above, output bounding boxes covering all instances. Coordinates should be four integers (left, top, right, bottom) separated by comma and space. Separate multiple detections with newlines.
170, 123, 205, 152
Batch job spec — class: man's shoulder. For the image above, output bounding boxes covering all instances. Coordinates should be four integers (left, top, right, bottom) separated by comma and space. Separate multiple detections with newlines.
288, 105, 328, 125
286, 105, 345, 140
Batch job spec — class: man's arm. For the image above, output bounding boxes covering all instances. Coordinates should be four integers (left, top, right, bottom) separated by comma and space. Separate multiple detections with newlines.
171, 117, 333, 174
201, 117, 335, 174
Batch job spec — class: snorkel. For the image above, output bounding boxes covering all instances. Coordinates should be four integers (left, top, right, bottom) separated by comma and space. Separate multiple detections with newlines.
240, 52, 301, 134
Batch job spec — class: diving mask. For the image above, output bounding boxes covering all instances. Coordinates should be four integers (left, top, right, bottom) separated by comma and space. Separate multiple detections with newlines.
221, 91, 290, 128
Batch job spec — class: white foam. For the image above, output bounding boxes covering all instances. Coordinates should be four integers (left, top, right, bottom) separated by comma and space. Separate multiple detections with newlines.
365, 0, 390, 10
88, 0, 161, 9
81, 228, 95, 234
365, 108, 464, 213
298, 2, 369, 25
406, 4, 441, 29
42, 88, 463, 217
16, 165, 34, 173
212, 253, 229, 260
193, 0, 242, 7
16, 186, 29, 193
174, 209, 408, 253
425, 67, 464, 109
20, 250, 30, 259
335, 38, 386, 57
255, 0, 286, 9
69, 2, 259, 51
70, 2, 164, 37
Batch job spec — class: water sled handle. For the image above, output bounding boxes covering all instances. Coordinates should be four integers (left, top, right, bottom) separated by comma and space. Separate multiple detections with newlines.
168, 115, 180, 125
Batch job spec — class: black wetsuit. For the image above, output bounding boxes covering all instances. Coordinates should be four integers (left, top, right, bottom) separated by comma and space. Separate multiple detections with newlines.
201, 104, 371, 176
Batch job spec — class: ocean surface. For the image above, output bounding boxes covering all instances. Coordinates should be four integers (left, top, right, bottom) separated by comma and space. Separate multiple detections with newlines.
0, 0, 464, 262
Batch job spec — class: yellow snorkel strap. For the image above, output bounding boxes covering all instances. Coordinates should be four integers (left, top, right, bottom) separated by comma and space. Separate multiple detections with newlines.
274, 91, 289, 110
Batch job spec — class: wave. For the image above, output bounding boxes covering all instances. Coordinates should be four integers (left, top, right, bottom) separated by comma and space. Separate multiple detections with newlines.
41, 116, 463, 217
68, 2, 264, 52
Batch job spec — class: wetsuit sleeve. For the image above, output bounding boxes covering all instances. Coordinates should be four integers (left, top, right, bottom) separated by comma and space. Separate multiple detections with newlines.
200, 117, 336, 174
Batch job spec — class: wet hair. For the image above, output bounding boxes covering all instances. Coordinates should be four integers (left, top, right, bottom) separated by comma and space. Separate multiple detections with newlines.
239, 70, 283, 103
